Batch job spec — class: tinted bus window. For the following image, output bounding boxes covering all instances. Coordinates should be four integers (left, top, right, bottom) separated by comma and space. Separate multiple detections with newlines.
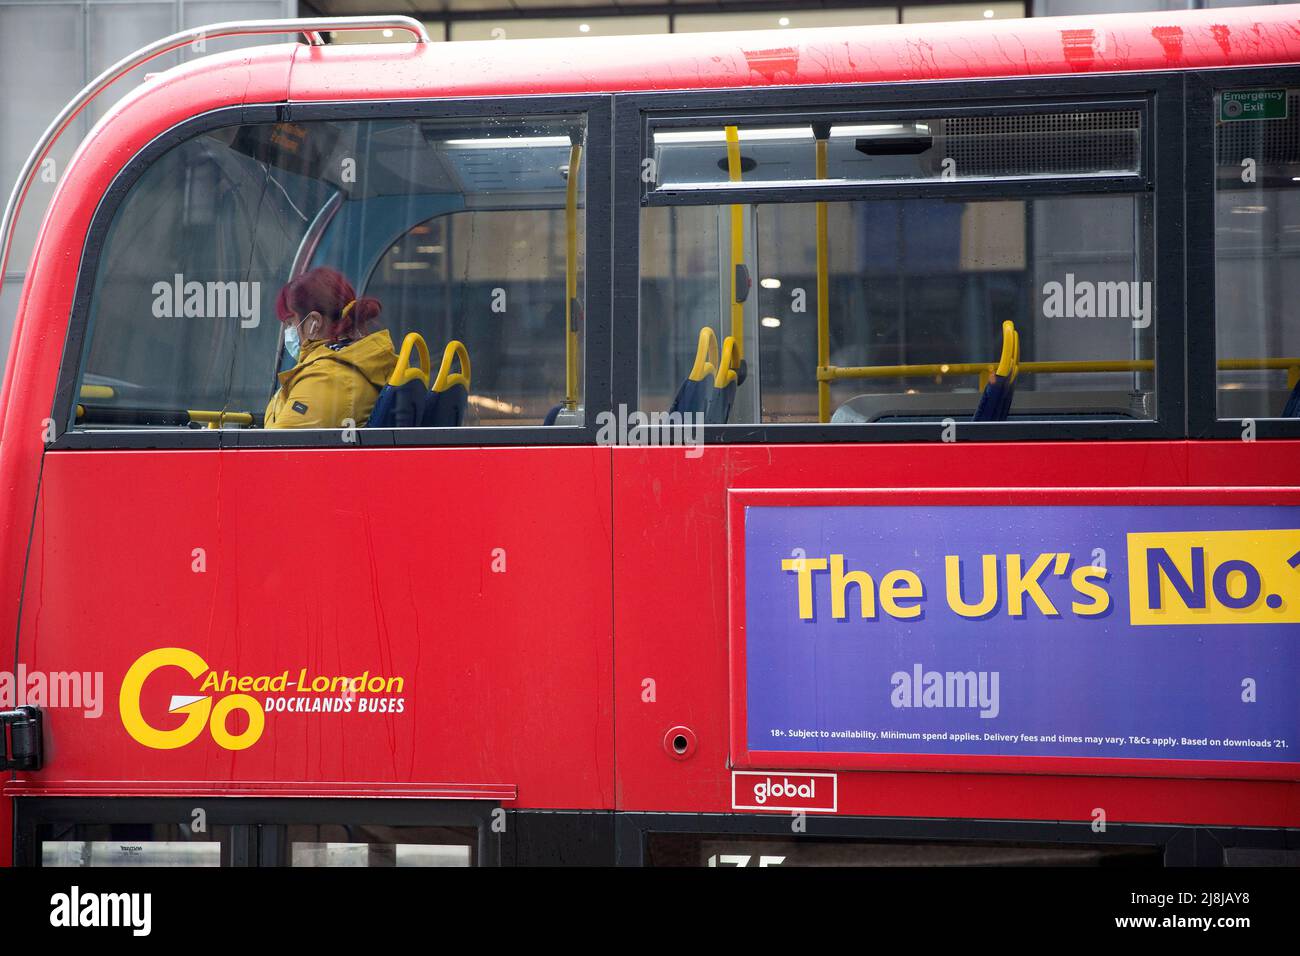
650, 108, 1142, 190
639, 106, 1155, 428
640, 194, 1154, 424
1214, 87, 1300, 421
69, 113, 587, 431
284, 824, 475, 866
367, 207, 579, 425
645, 833, 1162, 866
38, 822, 231, 866
42, 840, 222, 866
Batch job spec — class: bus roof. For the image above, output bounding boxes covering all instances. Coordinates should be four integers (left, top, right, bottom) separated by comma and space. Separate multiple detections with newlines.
75, 6, 1299, 192
284, 5, 1300, 101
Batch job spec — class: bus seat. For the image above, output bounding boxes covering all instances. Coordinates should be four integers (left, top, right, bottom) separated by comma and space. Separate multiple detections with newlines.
369, 332, 431, 427
670, 327, 720, 417
705, 334, 746, 424
670, 326, 746, 423
1284, 378, 1300, 417
427, 340, 470, 427
972, 320, 1019, 422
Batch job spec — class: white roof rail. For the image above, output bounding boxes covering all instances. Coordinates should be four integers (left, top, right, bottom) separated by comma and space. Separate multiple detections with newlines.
0, 16, 430, 289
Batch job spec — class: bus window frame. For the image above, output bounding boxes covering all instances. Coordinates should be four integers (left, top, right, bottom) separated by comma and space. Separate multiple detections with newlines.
643, 98, 1151, 204
48, 95, 614, 451
1186, 65, 1300, 441
614, 72, 1187, 444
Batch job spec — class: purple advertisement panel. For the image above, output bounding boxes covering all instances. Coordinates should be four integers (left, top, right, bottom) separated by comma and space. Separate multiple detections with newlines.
744, 504, 1300, 763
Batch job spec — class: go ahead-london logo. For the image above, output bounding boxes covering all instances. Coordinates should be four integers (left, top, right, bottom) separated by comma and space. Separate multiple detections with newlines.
118, 647, 408, 750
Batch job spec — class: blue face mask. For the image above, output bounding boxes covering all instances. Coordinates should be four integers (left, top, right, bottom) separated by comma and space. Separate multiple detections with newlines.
283, 324, 301, 361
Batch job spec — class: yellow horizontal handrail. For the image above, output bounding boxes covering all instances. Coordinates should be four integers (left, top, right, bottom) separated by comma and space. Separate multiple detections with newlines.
1218, 358, 1300, 369
1221, 358, 1300, 389
818, 357, 1300, 384
819, 360, 1152, 382
188, 410, 254, 429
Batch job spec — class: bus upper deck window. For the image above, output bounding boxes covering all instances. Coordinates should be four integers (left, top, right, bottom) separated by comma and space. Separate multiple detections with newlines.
649, 108, 1141, 192
1213, 87, 1300, 421
639, 105, 1155, 429
67, 113, 587, 433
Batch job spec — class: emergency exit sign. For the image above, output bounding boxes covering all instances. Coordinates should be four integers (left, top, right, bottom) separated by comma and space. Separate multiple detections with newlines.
1221, 90, 1288, 121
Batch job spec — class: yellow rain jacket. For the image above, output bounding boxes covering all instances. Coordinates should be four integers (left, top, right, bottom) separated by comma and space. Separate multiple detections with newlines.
264, 330, 397, 429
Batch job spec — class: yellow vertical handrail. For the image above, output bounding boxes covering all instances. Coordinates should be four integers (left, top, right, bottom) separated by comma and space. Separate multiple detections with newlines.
725, 126, 745, 360
565, 142, 582, 410
814, 128, 830, 423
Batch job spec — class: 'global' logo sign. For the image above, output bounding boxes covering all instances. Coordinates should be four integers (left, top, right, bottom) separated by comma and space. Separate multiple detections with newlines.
732, 771, 837, 813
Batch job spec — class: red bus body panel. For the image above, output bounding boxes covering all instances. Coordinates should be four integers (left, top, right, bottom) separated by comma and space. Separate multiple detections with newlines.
12, 448, 614, 805
613, 442, 1300, 825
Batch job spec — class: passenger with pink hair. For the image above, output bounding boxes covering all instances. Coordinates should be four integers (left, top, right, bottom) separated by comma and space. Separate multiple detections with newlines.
265, 267, 396, 428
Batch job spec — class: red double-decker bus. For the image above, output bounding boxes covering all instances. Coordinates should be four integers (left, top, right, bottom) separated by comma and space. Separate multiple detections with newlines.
0, 7, 1297, 868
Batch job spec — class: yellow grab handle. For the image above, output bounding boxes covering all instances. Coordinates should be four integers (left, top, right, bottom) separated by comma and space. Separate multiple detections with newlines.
715, 335, 740, 389
689, 327, 720, 382
434, 340, 471, 393
390, 332, 431, 388
1008, 328, 1021, 383
995, 320, 1016, 379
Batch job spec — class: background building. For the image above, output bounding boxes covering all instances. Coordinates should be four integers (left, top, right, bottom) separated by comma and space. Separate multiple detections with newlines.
0, 0, 295, 364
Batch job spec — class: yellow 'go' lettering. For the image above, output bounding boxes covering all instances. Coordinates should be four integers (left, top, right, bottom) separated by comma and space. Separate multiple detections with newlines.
209, 694, 264, 751
119, 647, 264, 750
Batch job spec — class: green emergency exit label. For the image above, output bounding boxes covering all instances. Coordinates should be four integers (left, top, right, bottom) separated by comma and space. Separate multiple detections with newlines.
1221, 90, 1288, 121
